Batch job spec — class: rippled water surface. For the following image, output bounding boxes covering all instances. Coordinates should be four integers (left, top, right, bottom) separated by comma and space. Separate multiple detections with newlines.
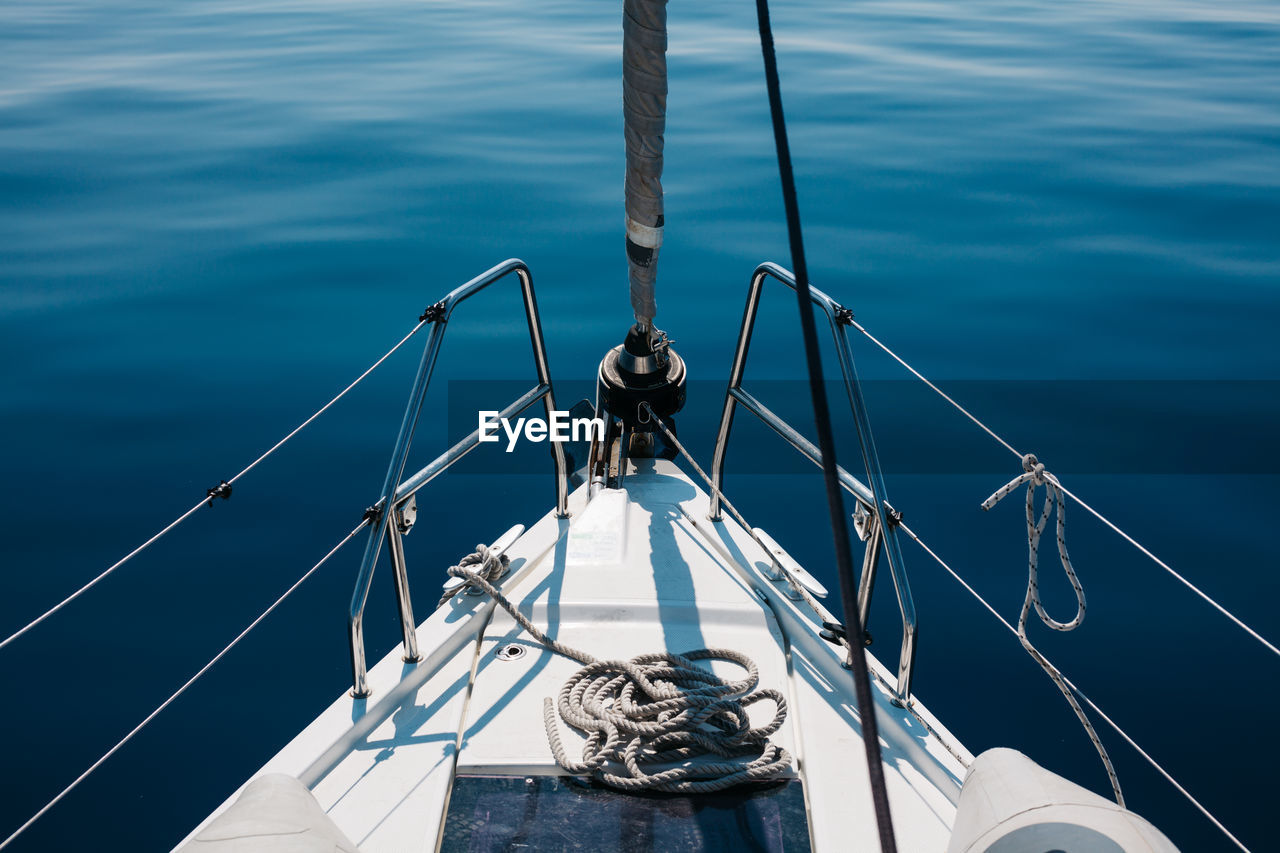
1, 1, 1277, 850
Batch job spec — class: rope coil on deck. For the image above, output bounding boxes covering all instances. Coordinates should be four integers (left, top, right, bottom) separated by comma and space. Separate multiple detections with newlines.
442, 554, 793, 792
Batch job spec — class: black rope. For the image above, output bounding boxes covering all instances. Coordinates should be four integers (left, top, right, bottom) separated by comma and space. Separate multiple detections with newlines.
753, 2, 898, 850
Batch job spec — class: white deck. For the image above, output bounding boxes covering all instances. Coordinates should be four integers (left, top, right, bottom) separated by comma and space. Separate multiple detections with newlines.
178, 458, 971, 852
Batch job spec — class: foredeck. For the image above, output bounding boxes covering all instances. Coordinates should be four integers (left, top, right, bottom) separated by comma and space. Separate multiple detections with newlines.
177, 458, 970, 852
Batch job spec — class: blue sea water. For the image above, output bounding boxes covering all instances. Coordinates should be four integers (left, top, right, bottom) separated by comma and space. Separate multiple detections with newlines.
1, 1, 1278, 850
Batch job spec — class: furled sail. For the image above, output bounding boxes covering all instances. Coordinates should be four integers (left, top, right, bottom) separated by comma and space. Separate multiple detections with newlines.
623, 0, 667, 327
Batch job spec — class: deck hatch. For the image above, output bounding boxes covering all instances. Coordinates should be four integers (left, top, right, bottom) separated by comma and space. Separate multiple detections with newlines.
440, 774, 811, 852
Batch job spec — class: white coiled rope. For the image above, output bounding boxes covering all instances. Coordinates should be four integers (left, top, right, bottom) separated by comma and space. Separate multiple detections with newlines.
443, 552, 792, 792
983, 452, 1122, 804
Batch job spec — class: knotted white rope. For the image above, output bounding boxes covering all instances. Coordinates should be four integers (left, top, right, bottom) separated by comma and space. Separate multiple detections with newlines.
982, 453, 1086, 632
442, 552, 792, 792
850, 316, 1280, 659
897, 520, 1249, 852
983, 453, 1122, 804
436, 544, 510, 608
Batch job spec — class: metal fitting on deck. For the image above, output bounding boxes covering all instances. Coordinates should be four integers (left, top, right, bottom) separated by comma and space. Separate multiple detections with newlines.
598, 323, 686, 430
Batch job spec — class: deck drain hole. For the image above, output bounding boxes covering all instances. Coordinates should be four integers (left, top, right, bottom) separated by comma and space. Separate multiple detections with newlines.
495, 643, 526, 661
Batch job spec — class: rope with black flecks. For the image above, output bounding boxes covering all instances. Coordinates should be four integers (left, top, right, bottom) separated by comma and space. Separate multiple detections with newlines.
983, 452, 1123, 804
436, 544, 511, 608
848, 314, 1279, 660
442, 552, 792, 792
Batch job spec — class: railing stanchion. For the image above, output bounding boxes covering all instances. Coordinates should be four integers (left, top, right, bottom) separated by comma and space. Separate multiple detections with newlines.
348, 317, 445, 697
518, 266, 569, 518
857, 512, 882, 637
709, 262, 918, 704
347, 259, 567, 697
710, 268, 767, 521
830, 306, 918, 702
386, 520, 420, 663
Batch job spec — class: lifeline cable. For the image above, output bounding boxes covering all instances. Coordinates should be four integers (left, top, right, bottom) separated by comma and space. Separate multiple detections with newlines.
898, 520, 1251, 852
0, 318, 427, 654
848, 316, 1279, 659
0, 520, 369, 851
637, 402, 835, 632
637, 399, 975, 774
754, 1, 897, 849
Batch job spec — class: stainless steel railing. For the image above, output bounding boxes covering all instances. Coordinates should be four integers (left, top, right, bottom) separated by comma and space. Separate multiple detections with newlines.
348, 259, 568, 697
709, 262, 918, 704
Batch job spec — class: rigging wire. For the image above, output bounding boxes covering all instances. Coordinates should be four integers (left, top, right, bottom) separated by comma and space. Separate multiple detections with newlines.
848, 317, 1280, 660
638, 403, 830, 621
0, 319, 427, 655
647, 388, 1247, 847
0, 519, 369, 852
638, 400, 975, 772
849, 319, 1022, 458
1052, 478, 1279, 658
897, 521, 1251, 853
753, 1, 897, 849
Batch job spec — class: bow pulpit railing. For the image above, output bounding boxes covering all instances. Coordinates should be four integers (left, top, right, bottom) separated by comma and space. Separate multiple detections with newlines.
347, 259, 569, 698
709, 262, 918, 704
